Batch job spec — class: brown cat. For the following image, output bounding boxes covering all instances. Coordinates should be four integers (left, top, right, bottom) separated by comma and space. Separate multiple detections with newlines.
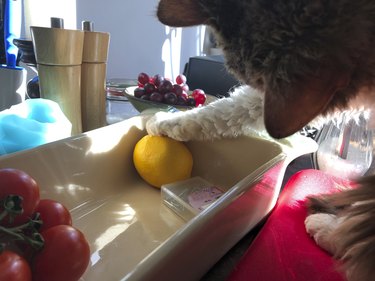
157, 0, 375, 139
150, 1, 375, 281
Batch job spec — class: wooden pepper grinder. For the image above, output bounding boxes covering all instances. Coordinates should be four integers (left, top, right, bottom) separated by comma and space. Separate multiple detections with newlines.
30, 18, 84, 135
81, 21, 110, 132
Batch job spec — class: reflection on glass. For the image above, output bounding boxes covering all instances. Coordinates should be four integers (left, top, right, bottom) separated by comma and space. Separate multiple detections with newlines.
316, 112, 373, 179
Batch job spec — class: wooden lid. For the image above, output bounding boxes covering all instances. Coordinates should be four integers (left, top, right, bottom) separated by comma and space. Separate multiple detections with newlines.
82, 31, 110, 63
31, 26, 84, 66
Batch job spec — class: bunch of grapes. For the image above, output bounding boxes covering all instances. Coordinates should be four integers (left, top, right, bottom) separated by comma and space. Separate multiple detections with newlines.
134, 72, 207, 107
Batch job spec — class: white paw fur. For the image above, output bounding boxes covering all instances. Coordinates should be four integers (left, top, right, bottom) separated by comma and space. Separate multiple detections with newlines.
305, 213, 343, 254
146, 85, 267, 141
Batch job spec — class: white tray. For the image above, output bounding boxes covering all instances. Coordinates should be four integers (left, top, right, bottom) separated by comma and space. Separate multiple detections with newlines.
0, 116, 317, 281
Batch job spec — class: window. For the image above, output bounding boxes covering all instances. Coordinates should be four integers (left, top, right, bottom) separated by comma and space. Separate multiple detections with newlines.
23, 0, 76, 39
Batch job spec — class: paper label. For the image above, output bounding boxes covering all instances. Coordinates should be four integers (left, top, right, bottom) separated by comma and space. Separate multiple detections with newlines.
188, 186, 223, 211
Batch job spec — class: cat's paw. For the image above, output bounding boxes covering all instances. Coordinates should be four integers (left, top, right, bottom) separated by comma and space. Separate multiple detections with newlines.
146, 111, 191, 141
145, 111, 170, 136
305, 213, 339, 254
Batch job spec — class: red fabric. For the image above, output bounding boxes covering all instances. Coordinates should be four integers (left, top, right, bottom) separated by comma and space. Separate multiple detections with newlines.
227, 169, 352, 281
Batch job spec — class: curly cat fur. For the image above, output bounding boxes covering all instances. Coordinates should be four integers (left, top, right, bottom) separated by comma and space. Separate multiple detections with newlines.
201, 0, 375, 99
151, 1, 375, 280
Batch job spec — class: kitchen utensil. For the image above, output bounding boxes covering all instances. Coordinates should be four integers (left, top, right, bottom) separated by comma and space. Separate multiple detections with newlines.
0, 0, 26, 111
31, 20, 84, 135
81, 21, 110, 131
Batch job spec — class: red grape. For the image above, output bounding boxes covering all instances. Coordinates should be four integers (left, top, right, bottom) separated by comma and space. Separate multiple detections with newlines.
176, 95, 188, 106
187, 97, 196, 107
153, 74, 164, 87
176, 74, 187, 85
159, 80, 174, 94
181, 91, 189, 99
164, 92, 178, 105
181, 83, 189, 92
134, 72, 208, 109
172, 84, 183, 96
144, 83, 156, 94
150, 92, 163, 103
138, 72, 150, 85
134, 88, 145, 98
192, 89, 206, 106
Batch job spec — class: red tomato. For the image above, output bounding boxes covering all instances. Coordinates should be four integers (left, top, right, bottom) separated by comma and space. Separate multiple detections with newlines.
35, 199, 72, 232
0, 169, 40, 226
32, 225, 90, 281
0, 250, 32, 281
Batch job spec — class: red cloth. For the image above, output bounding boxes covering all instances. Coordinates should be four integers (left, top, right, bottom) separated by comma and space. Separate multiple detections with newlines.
227, 169, 351, 281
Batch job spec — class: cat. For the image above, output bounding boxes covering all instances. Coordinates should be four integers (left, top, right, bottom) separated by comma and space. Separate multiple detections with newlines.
146, 1, 375, 281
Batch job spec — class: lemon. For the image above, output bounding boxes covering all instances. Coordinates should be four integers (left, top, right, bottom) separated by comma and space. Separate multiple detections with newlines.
133, 135, 193, 188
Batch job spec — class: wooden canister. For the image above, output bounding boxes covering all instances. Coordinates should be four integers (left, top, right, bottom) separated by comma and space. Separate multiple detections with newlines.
37, 65, 82, 133
30, 26, 84, 135
81, 29, 110, 132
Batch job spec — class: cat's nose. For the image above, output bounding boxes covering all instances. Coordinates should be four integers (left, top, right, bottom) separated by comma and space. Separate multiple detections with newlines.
264, 116, 304, 139
265, 125, 296, 139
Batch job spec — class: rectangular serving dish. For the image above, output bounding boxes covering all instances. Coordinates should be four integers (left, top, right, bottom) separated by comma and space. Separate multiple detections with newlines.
0, 116, 317, 281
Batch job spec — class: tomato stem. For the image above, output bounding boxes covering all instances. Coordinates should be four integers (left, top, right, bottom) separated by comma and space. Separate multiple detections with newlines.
0, 243, 5, 253
0, 210, 7, 222
0, 224, 24, 240
0, 195, 24, 224
0, 195, 44, 251
0, 220, 44, 251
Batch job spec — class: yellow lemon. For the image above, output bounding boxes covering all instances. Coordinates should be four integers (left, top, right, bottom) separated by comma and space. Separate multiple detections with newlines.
133, 135, 193, 188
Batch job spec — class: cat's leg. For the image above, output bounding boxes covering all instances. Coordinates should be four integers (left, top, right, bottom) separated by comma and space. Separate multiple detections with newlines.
305, 176, 375, 281
304, 192, 347, 255
146, 86, 265, 141
306, 204, 375, 281
304, 213, 342, 254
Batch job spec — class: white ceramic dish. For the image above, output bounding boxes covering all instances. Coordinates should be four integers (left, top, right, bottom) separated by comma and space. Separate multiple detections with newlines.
0, 116, 317, 281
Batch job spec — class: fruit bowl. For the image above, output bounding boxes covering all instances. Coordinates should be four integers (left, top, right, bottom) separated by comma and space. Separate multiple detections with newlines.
124, 86, 217, 113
